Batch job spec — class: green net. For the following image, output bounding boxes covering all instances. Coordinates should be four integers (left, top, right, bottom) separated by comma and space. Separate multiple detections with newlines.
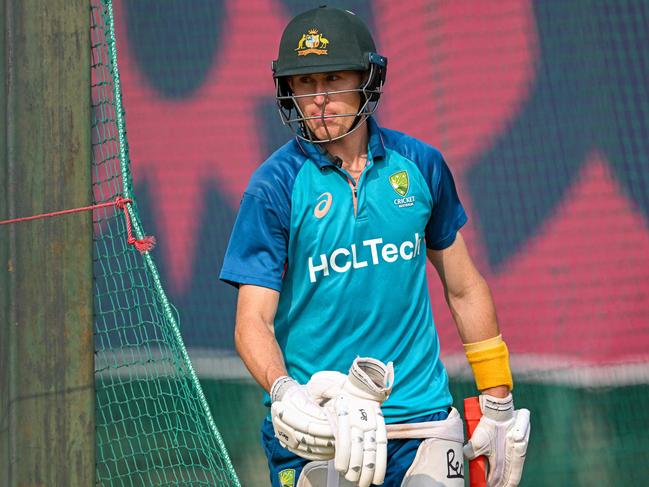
90, 1, 240, 485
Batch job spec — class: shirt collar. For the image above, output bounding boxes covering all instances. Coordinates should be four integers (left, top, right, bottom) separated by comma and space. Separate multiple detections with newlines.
367, 116, 386, 160
296, 116, 386, 168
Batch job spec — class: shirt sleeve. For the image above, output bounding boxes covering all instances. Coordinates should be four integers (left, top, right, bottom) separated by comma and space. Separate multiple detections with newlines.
219, 192, 288, 291
425, 158, 468, 250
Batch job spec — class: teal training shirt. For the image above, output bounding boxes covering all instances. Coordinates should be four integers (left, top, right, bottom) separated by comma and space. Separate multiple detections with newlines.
220, 118, 467, 422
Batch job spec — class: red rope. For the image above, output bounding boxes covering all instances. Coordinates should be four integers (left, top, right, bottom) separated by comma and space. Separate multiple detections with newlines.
0, 196, 156, 254
114, 197, 156, 253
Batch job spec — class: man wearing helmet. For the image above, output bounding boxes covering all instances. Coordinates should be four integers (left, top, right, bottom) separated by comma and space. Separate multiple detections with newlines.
220, 6, 529, 487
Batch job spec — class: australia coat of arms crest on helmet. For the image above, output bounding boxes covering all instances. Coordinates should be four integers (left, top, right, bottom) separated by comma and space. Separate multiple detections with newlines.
295, 29, 329, 56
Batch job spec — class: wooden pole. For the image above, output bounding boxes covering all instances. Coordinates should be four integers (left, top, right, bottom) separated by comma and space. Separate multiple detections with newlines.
0, 1, 94, 485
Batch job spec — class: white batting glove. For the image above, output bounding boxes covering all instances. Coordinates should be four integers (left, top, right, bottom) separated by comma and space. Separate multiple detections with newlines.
463, 393, 530, 487
307, 357, 394, 487
270, 376, 336, 461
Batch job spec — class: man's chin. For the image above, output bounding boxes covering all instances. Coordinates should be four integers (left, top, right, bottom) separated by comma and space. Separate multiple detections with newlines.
309, 126, 346, 141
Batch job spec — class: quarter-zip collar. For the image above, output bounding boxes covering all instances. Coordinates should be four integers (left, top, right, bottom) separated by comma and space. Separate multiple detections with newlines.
295, 116, 386, 169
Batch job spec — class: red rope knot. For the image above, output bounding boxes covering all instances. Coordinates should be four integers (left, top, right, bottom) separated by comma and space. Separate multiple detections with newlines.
114, 196, 156, 254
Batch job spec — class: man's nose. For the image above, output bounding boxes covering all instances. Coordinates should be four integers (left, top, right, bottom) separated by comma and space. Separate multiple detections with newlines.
313, 84, 329, 106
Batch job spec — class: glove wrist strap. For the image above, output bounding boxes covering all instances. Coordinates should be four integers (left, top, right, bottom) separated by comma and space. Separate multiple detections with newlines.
480, 393, 514, 422
347, 357, 394, 401
270, 376, 298, 403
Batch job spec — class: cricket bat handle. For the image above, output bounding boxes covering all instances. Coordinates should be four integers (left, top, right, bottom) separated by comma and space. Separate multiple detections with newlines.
464, 396, 487, 487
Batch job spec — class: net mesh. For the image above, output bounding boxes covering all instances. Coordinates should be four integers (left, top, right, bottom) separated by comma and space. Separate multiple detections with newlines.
90, 1, 240, 485
99, 0, 649, 485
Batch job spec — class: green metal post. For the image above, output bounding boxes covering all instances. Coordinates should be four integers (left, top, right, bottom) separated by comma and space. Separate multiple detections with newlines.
0, 1, 94, 485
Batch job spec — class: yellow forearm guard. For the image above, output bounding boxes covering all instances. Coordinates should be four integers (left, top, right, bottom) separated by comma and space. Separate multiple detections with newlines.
464, 334, 514, 391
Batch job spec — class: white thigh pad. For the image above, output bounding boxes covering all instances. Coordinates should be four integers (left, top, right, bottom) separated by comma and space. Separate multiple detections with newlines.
400, 409, 465, 487
297, 460, 359, 487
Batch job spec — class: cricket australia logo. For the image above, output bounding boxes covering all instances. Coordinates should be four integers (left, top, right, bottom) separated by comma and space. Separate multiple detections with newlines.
389, 170, 415, 208
278, 468, 296, 487
295, 29, 329, 56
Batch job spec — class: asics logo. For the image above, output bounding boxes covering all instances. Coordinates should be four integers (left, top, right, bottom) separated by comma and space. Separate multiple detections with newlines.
314, 192, 333, 219
308, 233, 424, 283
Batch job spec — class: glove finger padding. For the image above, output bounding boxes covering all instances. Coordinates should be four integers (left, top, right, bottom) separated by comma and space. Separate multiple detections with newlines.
345, 426, 364, 483
278, 439, 334, 462
373, 411, 388, 485
273, 398, 334, 439
316, 357, 393, 487
270, 378, 336, 461
463, 394, 530, 487
502, 409, 530, 487
333, 397, 376, 478
307, 371, 348, 404
272, 410, 335, 448
334, 397, 387, 487
359, 430, 378, 487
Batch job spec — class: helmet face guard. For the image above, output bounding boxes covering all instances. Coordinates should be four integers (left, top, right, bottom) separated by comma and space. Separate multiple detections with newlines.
272, 6, 387, 143
274, 56, 386, 143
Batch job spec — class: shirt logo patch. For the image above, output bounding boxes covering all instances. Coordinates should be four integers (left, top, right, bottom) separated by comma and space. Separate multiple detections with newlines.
295, 29, 329, 56
389, 170, 409, 196
278, 468, 296, 487
314, 192, 333, 219
390, 171, 415, 208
